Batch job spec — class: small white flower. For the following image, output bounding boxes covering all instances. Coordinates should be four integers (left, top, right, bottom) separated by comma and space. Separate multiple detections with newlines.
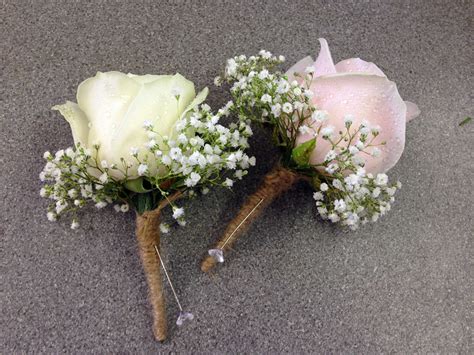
147, 131, 157, 139
143, 120, 153, 129
137, 164, 148, 176
352, 155, 365, 167
67, 189, 78, 198
343, 114, 354, 125
224, 178, 234, 187
332, 179, 343, 190
325, 163, 339, 174
371, 126, 381, 135
234, 170, 244, 180
55, 200, 68, 214
160, 223, 170, 234
99, 172, 108, 183
375, 173, 388, 186
349, 146, 359, 155
146, 139, 157, 149
282, 103, 293, 114
317, 206, 328, 217
320, 183, 329, 192
258, 69, 269, 79
40, 188, 48, 197
190, 172, 201, 184
372, 187, 381, 198
202, 187, 209, 195
161, 155, 171, 165
298, 125, 312, 134
278, 55, 285, 62
304, 89, 314, 98
100, 160, 108, 168
344, 174, 360, 186
71, 220, 80, 230
214, 76, 222, 87
130, 147, 139, 156
175, 119, 186, 132
177, 134, 188, 144
293, 87, 302, 96
277, 80, 290, 94
259, 49, 272, 59
172, 207, 184, 219
360, 126, 370, 135
371, 147, 381, 157
313, 191, 324, 201
120, 204, 129, 213
271, 104, 281, 117
321, 126, 334, 138
114, 204, 121, 212
328, 213, 340, 223
47, 212, 57, 222
261, 94, 272, 104
396, 181, 402, 189
95, 201, 107, 209
74, 199, 81, 206
324, 150, 337, 162
43, 151, 52, 159
334, 199, 346, 213
170, 147, 182, 160
346, 212, 359, 226
171, 87, 182, 98
312, 110, 329, 122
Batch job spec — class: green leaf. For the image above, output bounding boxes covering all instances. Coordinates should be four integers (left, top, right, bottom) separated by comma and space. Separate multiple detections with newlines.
131, 192, 154, 214
459, 116, 472, 126
291, 138, 316, 167
125, 178, 152, 193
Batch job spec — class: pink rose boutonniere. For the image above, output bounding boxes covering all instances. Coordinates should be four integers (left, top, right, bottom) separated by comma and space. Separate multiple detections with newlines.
203, 40, 419, 271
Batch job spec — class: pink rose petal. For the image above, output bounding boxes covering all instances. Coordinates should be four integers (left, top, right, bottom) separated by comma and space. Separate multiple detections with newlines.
335, 58, 386, 77
312, 38, 337, 77
299, 73, 407, 174
286, 56, 314, 83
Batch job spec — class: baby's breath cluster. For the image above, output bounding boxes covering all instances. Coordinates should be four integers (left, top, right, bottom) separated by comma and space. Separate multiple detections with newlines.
40, 145, 126, 229
40, 101, 255, 230
217, 50, 316, 153
218, 50, 401, 229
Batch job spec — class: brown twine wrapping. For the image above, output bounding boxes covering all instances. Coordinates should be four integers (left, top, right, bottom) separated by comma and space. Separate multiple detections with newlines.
201, 165, 300, 273
135, 191, 182, 342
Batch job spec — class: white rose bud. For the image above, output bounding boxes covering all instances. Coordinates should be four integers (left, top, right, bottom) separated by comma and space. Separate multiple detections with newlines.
52, 71, 209, 191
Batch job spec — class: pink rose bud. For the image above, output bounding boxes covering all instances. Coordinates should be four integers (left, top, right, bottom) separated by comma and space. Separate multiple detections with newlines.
287, 38, 420, 174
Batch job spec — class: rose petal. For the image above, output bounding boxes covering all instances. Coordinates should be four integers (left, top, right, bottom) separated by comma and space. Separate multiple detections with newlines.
313, 38, 337, 77
285, 56, 313, 83
179, 87, 209, 121
110, 73, 196, 178
300, 73, 407, 174
335, 58, 386, 77
52, 101, 89, 147
126, 73, 167, 84
405, 101, 420, 122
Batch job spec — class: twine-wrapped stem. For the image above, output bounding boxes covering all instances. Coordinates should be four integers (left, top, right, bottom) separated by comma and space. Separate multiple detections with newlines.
201, 165, 300, 272
135, 192, 181, 342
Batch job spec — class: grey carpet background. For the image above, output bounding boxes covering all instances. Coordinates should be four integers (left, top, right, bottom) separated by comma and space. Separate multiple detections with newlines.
1, 0, 473, 353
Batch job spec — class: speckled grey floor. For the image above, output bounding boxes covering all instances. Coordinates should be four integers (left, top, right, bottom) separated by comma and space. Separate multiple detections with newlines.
1, 0, 473, 353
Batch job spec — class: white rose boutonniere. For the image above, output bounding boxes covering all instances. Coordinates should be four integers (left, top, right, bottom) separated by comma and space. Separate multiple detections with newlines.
40, 71, 255, 341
